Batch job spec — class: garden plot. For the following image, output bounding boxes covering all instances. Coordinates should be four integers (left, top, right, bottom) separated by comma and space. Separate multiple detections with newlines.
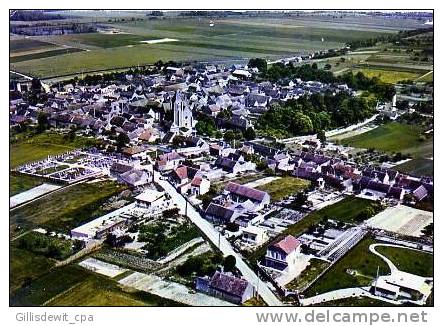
10, 183, 61, 208
79, 258, 129, 278
366, 205, 433, 237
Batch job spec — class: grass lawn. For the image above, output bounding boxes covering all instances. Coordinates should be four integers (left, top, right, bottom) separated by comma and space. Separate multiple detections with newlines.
395, 158, 433, 177
341, 122, 433, 159
10, 131, 100, 168
376, 246, 433, 277
285, 196, 378, 236
354, 68, 421, 84
10, 264, 91, 306
304, 237, 390, 296
256, 176, 310, 202
9, 172, 47, 196
10, 247, 54, 295
10, 181, 126, 234
286, 259, 330, 292
311, 296, 397, 307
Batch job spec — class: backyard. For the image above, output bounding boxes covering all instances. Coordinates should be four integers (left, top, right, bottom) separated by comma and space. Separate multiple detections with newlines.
256, 176, 310, 202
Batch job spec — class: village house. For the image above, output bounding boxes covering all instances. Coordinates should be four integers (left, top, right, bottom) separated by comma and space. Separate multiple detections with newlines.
196, 271, 255, 304
264, 235, 302, 271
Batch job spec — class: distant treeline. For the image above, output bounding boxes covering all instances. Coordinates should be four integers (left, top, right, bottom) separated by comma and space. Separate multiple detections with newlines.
347, 27, 433, 50
11, 22, 97, 36
10, 10, 66, 21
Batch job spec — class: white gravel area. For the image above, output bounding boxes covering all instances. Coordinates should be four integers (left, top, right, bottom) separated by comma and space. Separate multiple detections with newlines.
79, 258, 128, 278
366, 205, 433, 237
243, 176, 281, 188
10, 183, 61, 208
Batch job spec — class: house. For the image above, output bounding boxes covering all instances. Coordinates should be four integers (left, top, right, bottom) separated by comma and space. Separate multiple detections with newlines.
205, 203, 236, 224
371, 271, 433, 303
109, 162, 133, 177
119, 169, 150, 187
413, 185, 428, 201
196, 271, 255, 304
155, 152, 183, 171
224, 182, 270, 211
242, 225, 268, 246
135, 189, 165, 209
170, 165, 211, 195
264, 235, 301, 271
214, 156, 256, 174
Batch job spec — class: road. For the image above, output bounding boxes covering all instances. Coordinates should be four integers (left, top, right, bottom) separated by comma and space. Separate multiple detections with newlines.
154, 172, 282, 306
300, 287, 369, 306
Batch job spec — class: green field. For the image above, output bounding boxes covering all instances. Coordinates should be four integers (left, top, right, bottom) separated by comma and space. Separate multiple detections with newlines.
10, 247, 54, 295
341, 122, 433, 159
285, 196, 378, 236
395, 158, 433, 177
10, 181, 126, 234
10, 172, 47, 196
10, 48, 85, 63
10, 38, 57, 54
354, 68, 422, 84
11, 262, 182, 306
305, 237, 390, 296
10, 17, 400, 78
256, 176, 310, 202
377, 246, 433, 277
10, 131, 100, 168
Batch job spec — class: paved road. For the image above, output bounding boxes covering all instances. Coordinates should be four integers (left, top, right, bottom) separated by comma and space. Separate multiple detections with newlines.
154, 172, 282, 306
300, 287, 369, 306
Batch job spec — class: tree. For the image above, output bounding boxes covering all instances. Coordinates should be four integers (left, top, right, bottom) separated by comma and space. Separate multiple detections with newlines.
317, 130, 326, 144
243, 127, 256, 140
116, 132, 130, 149
324, 63, 332, 70
223, 255, 236, 272
36, 111, 49, 133
248, 58, 267, 74
290, 112, 313, 135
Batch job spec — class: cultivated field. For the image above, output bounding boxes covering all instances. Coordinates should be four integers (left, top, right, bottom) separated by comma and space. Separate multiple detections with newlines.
10, 15, 421, 78
341, 122, 433, 159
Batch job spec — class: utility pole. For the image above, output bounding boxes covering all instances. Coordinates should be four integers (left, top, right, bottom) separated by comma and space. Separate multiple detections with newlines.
374, 265, 380, 294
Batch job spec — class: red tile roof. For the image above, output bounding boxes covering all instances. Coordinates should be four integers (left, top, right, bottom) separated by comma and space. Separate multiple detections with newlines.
270, 235, 300, 254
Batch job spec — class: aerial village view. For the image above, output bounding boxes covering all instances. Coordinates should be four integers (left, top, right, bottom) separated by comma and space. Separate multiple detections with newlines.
9, 10, 433, 307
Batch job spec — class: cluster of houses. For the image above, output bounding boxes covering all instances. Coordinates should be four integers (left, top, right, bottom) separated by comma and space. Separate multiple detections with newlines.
10, 62, 355, 146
